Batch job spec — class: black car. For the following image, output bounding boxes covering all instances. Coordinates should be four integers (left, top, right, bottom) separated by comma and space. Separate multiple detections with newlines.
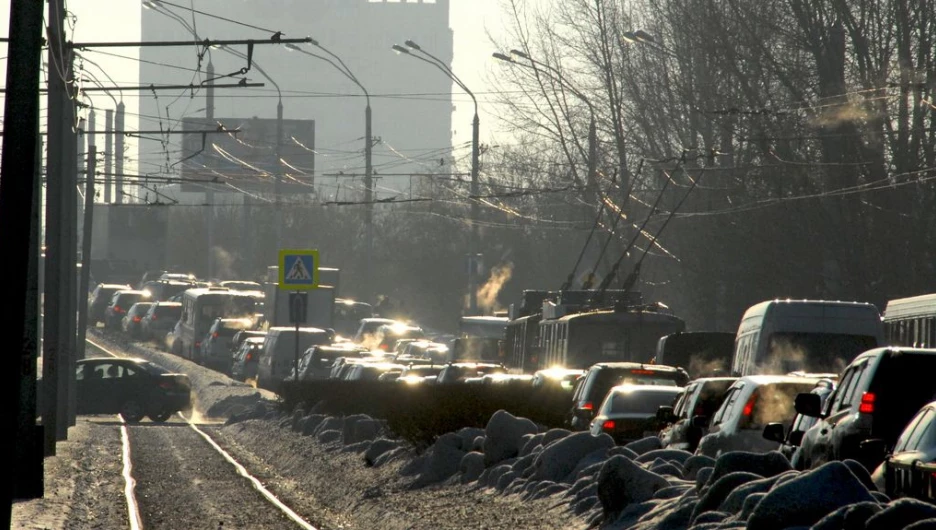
104, 290, 151, 330
568, 362, 690, 431
88, 283, 132, 326
76, 357, 191, 423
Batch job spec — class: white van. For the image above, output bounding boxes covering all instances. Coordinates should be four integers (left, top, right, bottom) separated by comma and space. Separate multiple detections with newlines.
731, 300, 884, 376
257, 326, 334, 390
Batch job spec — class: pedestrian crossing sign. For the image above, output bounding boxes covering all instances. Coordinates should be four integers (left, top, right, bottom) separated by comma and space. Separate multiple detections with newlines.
278, 249, 319, 290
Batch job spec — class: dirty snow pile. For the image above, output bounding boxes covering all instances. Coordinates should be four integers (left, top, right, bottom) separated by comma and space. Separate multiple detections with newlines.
227, 405, 936, 530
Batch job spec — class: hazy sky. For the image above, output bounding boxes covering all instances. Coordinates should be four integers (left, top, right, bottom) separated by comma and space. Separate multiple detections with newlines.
0, 0, 531, 174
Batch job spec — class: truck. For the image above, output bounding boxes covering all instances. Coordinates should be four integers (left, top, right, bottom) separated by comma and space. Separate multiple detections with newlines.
262, 265, 337, 330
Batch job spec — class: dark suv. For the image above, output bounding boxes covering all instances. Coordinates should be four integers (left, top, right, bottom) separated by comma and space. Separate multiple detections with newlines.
568, 362, 690, 431
88, 283, 132, 326
793, 347, 936, 471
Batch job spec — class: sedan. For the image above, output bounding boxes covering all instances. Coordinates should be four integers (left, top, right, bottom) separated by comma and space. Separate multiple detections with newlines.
590, 384, 683, 445
76, 357, 192, 423
121, 302, 155, 339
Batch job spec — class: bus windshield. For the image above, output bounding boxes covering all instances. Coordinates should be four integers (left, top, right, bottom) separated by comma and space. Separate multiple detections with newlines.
195, 294, 256, 329
760, 332, 878, 374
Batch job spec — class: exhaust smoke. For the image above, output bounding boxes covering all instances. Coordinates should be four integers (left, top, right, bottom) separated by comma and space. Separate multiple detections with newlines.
476, 263, 514, 313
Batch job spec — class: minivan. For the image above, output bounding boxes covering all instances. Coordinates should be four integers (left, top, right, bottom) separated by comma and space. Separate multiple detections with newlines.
256, 327, 334, 390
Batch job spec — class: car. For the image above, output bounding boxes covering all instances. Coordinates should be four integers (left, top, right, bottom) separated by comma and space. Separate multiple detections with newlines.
761, 378, 836, 467
104, 290, 151, 330
88, 283, 132, 326
397, 364, 445, 385
372, 323, 426, 352
342, 362, 407, 382
657, 376, 737, 453
136, 270, 167, 290
140, 301, 183, 344
436, 362, 507, 384
352, 318, 399, 346
160, 272, 197, 282
395, 340, 450, 364
199, 317, 256, 373
792, 347, 936, 471
217, 280, 263, 293
141, 279, 196, 301
231, 337, 265, 384
333, 299, 376, 338
696, 375, 821, 457
568, 362, 691, 431
591, 384, 684, 445
870, 400, 936, 502
256, 327, 335, 390
478, 373, 535, 386
531, 367, 585, 392
230, 329, 268, 355
121, 302, 155, 339
76, 357, 191, 423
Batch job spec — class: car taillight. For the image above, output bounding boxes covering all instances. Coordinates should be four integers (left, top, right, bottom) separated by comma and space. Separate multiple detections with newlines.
379, 344, 388, 351
602, 420, 616, 430
630, 369, 655, 375
581, 402, 594, 411
133, 316, 141, 322
859, 392, 876, 414
742, 393, 758, 417
246, 352, 253, 361
212, 332, 219, 339
114, 306, 122, 313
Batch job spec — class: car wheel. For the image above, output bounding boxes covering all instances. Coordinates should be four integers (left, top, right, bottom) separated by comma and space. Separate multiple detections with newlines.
148, 410, 173, 423
120, 400, 146, 423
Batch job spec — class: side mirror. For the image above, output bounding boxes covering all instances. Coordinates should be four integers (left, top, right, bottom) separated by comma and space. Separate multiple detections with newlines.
690, 415, 709, 429
860, 438, 887, 460
794, 393, 822, 418
762, 422, 786, 443
657, 405, 676, 423
788, 429, 805, 446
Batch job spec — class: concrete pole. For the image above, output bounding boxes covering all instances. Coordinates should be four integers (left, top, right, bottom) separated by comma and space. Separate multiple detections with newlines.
468, 112, 480, 315
77, 146, 96, 363
364, 104, 373, 303
114, 102, 125, 203
104, 109, 113, 203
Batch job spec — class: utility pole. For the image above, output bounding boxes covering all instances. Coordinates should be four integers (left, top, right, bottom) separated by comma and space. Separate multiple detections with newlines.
364, 105, 373, 302
43, 0, 68, 456
1, 0, 46, 517
206, 62, 215, 279
104, 109, 113, 203
77, 146, 96, 364
115, 102, 125, 203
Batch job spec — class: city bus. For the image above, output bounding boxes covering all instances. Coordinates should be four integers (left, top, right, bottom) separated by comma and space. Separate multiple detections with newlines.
731, 299, 884, 377
538, 304, 685, 370
173, 287, 257, 361
883, 293, 936, 347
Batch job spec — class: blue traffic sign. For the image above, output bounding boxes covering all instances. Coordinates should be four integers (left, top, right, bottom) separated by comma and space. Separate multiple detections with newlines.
278, 249, 319, 290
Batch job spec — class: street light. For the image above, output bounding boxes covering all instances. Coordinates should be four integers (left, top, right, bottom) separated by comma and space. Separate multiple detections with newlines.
622, 30, 678, 58
285, 40, 374, 303
393, 39, 481, 315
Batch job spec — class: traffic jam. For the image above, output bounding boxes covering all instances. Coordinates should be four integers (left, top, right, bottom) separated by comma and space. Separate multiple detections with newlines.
81, 258, 936, 529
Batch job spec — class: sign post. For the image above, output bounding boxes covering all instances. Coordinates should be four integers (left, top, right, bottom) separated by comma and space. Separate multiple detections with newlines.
278, 249, 319, 385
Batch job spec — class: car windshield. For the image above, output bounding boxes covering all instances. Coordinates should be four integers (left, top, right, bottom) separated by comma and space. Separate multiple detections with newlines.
605, 389, 681, 414
750, 382, 819, 426
761, 332, 878, 375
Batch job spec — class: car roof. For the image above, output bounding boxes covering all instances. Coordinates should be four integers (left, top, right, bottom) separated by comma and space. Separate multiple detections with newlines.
154, 301, 183, 306
592, 362, 683, 373
735, 374, 822, 386
114, 290, 148, 296
608, 383, 684, 394
99, 283, 132, 289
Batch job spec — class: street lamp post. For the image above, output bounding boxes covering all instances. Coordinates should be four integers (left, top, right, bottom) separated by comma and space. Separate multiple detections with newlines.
285, 41, 373, 302
393, 41, 481, 315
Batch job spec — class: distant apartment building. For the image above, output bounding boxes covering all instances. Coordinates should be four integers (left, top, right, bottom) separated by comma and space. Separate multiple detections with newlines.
139, 0, 453, 201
